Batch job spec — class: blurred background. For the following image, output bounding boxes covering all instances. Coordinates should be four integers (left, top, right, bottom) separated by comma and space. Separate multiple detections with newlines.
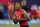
0, 0, 40, 27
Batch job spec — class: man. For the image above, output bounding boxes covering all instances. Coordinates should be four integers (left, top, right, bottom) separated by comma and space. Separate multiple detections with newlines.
21, 0, 31, 12
21, 0, 31, 17
13, 2, 30, 27
7, 2, 14, 24
31, 4, 37, 19
37, 6, 40, 19
0, 3, 4, 19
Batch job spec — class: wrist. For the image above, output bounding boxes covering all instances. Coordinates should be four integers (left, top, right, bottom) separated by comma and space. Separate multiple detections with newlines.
18, 18, 21, 21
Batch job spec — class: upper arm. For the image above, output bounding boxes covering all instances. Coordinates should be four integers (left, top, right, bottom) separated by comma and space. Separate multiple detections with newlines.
21, 10, 29, 18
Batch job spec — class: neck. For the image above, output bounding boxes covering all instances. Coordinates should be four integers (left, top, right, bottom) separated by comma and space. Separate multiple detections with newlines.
16, 9, 20, 12
9, 4, 11, 5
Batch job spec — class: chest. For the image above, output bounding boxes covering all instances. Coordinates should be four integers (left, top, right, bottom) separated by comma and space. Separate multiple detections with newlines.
15, 12, 24, 18
8, 5, 12, 9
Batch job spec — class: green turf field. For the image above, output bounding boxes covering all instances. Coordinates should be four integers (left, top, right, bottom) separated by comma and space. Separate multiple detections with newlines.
0, 24, 40, 27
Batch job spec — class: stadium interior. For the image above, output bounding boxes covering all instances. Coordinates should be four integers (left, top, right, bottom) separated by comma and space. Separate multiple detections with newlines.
0, 0, 40, 27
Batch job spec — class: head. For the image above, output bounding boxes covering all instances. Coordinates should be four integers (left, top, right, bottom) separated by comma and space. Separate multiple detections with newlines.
8, 2, 11, 5
21, 0, 27, 6
15, 2, 21, 10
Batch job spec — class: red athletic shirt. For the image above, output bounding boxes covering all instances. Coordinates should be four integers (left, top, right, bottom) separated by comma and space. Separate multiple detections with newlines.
8, 4, 13, 12
31, 9, 37, 17
37, 11, 40, 19
15, 9, 28, 26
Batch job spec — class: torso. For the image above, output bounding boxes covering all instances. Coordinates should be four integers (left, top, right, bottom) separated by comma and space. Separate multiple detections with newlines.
8, 4, 13, 12
15, 9, 28, 26
37, 11, 40, 19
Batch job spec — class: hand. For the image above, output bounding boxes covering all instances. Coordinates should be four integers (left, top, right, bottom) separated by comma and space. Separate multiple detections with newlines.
13, 16, 17, 21
13, 16, 18, 24
12, 16, 15, 19
16, 16, 20, 21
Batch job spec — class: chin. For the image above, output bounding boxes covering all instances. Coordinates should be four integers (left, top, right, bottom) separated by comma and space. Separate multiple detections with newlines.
16, 9, 19, 10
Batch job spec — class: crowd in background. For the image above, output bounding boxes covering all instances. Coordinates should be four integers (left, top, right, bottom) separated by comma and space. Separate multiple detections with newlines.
0, 0, 40, 20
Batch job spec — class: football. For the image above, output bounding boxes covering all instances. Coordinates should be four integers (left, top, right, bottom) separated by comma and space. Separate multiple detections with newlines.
13, 16, 18, 24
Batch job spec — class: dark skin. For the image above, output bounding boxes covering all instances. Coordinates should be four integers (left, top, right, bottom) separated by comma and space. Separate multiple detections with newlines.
16, 10, 30, 21
13, 10, 30, 24
13, 16, 18, 24
13, 2, 30, 24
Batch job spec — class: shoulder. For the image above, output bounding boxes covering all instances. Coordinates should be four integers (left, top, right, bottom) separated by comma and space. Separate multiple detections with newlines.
20, 9, 24, 10
21, 10, 26, 13
20, 9, 24, 12
21, 9, 27, 14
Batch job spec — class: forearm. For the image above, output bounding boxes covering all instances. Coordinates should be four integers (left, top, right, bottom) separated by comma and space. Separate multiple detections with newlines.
21, 10, 30, 21
19, 18, 30, 21
20, 18, 27, 21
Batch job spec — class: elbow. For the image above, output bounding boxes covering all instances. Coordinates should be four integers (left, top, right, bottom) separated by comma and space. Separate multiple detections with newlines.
26, 18, 30, 21
28, 17, 30, 21
27, 19, 30, 21
28, 19, 30, 21
28, 18, 30, 21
